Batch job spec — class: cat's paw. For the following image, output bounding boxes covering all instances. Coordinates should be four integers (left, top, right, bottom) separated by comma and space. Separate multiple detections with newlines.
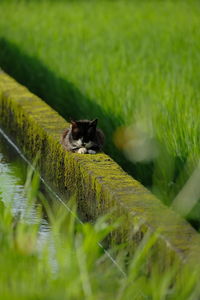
77, 147, 87, 154
88, 150, 96, 154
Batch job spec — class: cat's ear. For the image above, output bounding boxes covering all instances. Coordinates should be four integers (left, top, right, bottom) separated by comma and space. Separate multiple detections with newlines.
91, 119, 98, 127
68, 117, 77, 127
70, 120, 78, 128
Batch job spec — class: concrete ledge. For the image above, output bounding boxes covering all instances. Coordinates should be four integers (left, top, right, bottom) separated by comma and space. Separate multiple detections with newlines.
1, 70, 200, 269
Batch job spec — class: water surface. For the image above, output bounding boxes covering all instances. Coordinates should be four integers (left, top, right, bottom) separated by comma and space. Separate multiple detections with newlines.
0, 129, 50, 244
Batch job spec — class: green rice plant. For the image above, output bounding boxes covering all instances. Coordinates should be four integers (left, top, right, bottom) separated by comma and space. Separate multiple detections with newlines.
0, 170, 120, 300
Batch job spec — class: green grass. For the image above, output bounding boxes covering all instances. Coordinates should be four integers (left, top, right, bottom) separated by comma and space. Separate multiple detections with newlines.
1, 169, 200, 300
0, 0, 200, 217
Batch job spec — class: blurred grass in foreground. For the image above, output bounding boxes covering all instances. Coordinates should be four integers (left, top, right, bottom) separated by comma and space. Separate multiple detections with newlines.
0, 168, 200, 299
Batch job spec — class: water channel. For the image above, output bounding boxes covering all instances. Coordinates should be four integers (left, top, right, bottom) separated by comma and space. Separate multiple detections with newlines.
0, 128, 51, 246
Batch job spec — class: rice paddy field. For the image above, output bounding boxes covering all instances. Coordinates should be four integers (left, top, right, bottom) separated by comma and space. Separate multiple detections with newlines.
0, 0, 200, 219
1, 1, 200, 298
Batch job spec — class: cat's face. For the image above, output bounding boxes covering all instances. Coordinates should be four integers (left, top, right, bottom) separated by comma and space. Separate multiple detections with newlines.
70, 119, 97, 149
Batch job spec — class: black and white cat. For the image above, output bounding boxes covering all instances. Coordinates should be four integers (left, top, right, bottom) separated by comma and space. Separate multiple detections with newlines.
61, 119, 104, 154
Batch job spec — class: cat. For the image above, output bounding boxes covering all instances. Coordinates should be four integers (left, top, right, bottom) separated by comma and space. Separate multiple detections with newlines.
61, 119, 104, 154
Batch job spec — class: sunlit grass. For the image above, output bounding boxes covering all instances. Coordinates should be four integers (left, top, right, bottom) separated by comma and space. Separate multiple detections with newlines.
0, 0, 199, 154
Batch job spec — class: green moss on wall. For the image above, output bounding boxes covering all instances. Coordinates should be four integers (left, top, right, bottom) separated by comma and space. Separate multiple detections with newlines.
1, 71, 200, 271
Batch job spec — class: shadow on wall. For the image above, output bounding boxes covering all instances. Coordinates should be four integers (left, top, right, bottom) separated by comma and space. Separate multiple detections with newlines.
0, 37, 157, 186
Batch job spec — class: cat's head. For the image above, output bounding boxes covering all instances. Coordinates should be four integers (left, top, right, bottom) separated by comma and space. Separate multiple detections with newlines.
70, 119, 98, 148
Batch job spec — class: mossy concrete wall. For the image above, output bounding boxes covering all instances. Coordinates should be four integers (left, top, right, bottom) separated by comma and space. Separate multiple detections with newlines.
1, 70, 200, 270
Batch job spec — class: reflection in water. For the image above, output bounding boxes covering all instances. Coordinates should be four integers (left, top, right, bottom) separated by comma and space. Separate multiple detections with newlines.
0, 131, 51, 248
